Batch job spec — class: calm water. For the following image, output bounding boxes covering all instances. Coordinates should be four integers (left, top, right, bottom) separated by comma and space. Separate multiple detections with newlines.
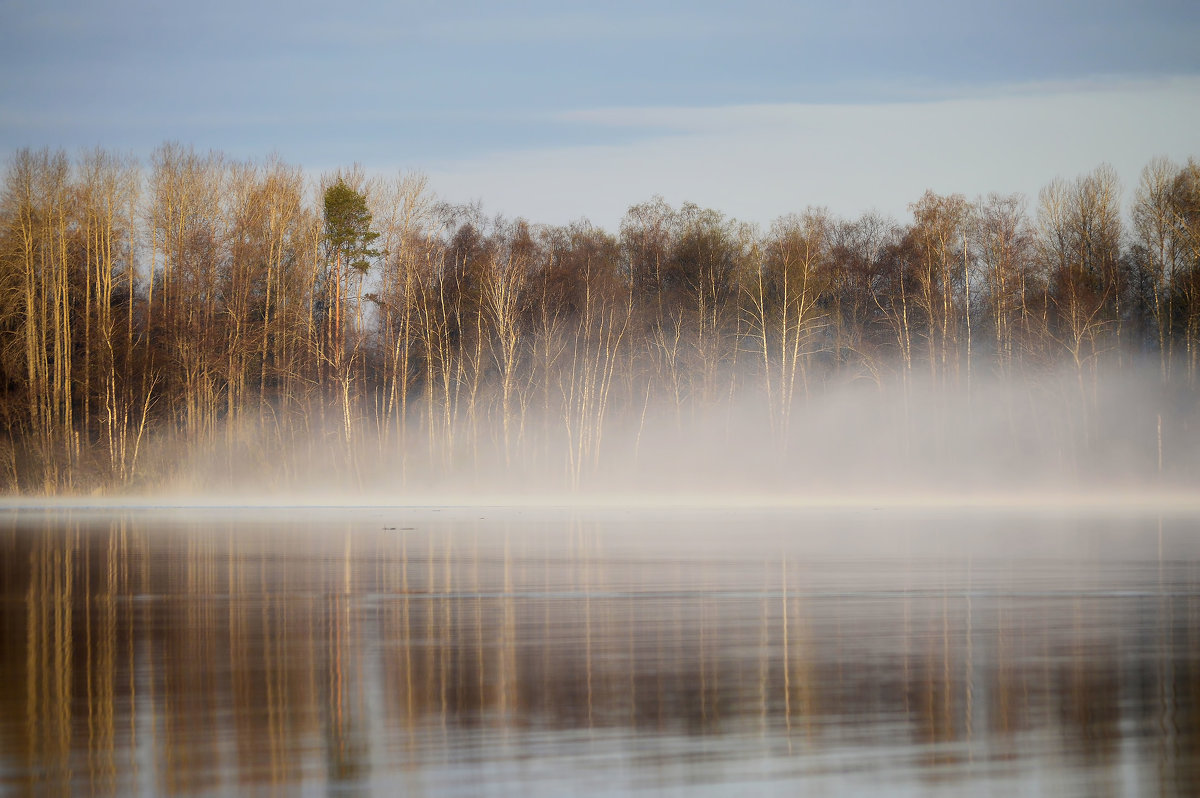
1, 505, 1198, 796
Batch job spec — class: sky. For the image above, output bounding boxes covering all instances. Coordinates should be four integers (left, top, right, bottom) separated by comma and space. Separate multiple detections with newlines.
1, 0, 1198, 229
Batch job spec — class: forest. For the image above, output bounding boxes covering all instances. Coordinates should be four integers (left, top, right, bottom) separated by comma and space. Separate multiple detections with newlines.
1, 145, 1198, 495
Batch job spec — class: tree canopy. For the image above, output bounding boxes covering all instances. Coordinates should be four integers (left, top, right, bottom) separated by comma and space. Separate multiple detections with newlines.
323, 178, 379, 276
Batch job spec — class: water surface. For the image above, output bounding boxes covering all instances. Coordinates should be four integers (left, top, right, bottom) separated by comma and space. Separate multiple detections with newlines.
1, 505, 1198, 796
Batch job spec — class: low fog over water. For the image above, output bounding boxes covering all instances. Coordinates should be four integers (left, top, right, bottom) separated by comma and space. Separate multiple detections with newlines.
139, 363, 1199, 507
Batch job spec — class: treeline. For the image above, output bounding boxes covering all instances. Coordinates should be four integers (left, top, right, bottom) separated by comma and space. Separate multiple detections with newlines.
1, 145, 1198, 493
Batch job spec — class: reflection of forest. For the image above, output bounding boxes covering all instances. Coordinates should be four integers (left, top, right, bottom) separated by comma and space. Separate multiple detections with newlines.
1, 513, 1198, 795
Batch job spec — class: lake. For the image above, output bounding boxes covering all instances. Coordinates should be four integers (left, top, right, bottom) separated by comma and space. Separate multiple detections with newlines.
1, 504, 1198, 796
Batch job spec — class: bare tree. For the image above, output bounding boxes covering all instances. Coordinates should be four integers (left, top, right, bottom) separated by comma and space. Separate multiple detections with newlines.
907, 191, 972, 388
479, 221, 534, 466
371, 173, 435, 468
974, 193, 1034, 376
743, 209, 831, 443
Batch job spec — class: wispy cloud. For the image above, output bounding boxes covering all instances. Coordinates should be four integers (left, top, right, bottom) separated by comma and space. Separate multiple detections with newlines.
427, 77, 1200, 228
415, 10, 746, 44
2, 1, 1197, 220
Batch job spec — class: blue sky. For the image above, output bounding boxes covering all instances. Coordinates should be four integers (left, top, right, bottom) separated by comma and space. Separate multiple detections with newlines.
2, 0, 1198, 227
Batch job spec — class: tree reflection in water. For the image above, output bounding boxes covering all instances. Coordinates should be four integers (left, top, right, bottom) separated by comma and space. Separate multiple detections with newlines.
1, 507, 1197, 796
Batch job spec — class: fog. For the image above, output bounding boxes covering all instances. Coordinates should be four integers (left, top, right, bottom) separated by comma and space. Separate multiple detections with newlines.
84, 359, 1186, 512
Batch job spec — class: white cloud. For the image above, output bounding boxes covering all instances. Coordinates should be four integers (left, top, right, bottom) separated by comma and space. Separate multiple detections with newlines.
426, 77, 1200, 229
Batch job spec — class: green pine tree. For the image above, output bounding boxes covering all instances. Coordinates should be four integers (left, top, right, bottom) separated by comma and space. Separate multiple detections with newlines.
323, 178, 380, 276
